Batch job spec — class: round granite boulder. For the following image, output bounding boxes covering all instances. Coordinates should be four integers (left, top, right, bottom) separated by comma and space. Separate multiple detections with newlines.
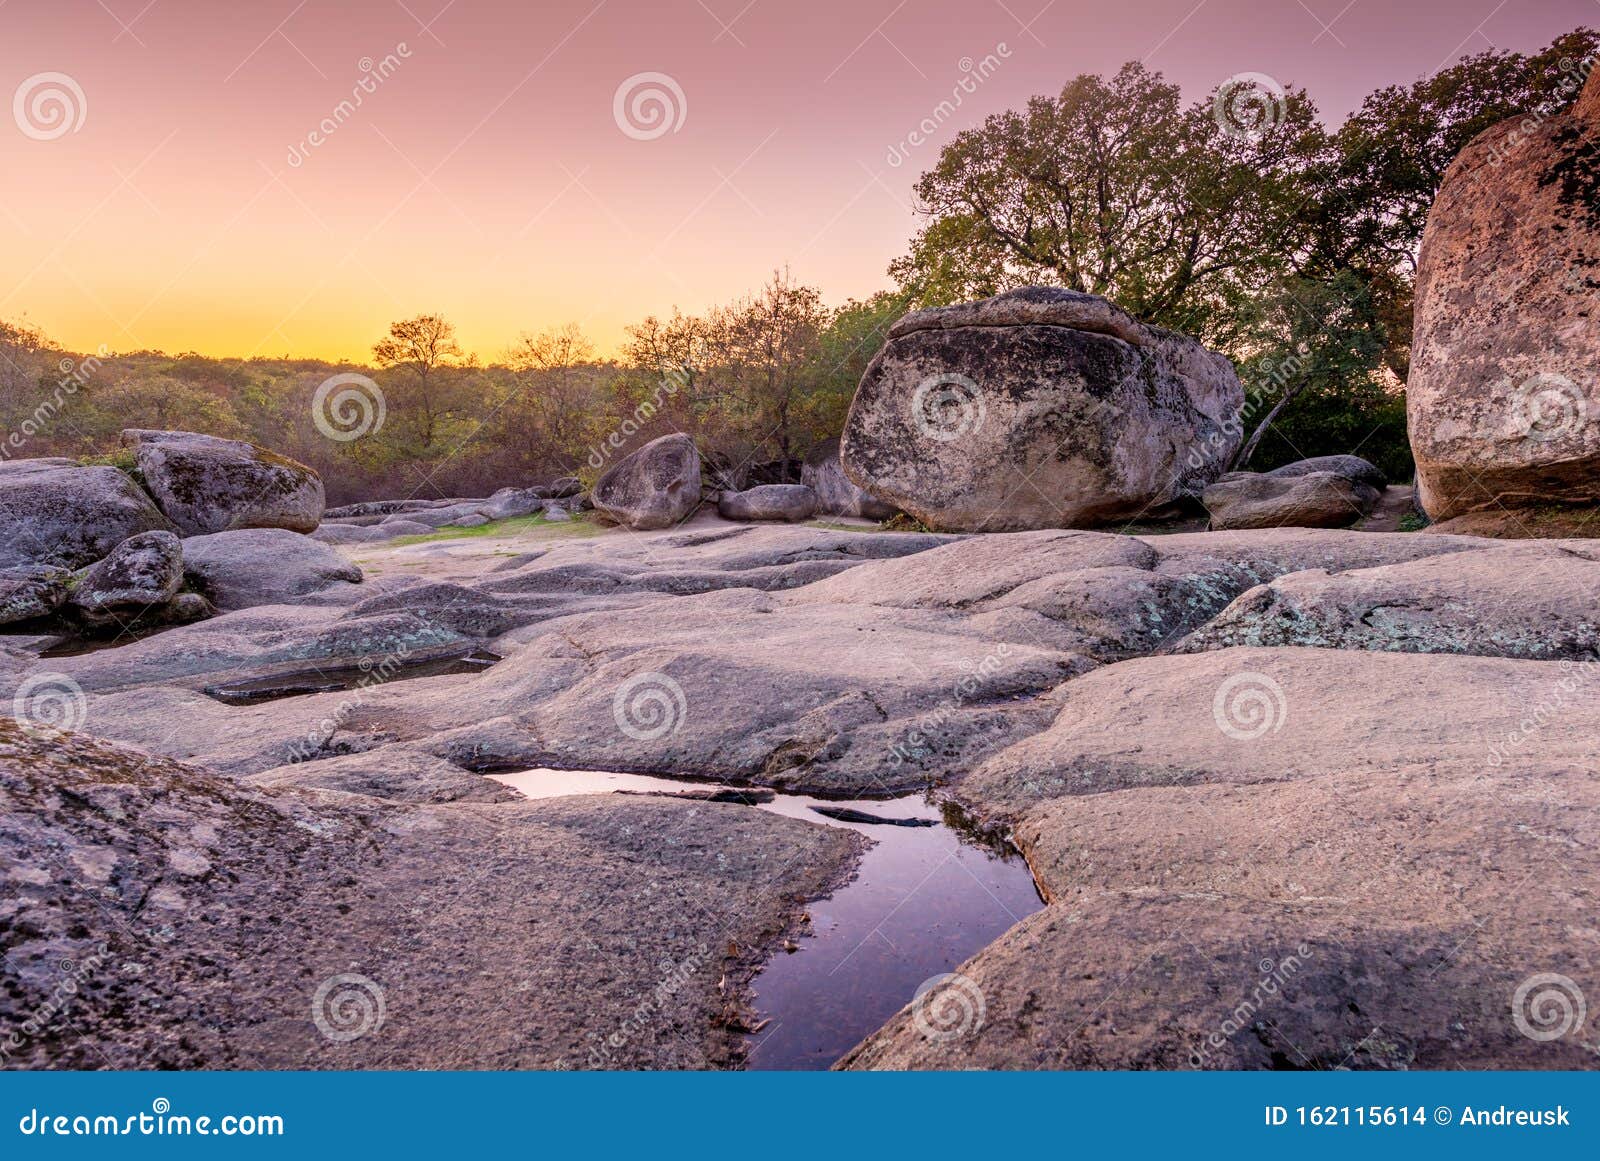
0, 458, 175, 570
68, 530, 184, 621
717, 484, 818, 523
123, 429, 325, 536
840, 287, 1244, 532
591, 433, 702, 530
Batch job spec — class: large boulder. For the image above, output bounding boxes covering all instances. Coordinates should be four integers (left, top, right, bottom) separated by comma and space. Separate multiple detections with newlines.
801, 439, 898, 520
124, 429, 325, 536
840, 287, 1244, 532
717, 484, 818, 523
68, 531, 184, 622
0, 459, 174, 569
181, 528, 362, 610
590, 433, 701, 530
1202, 471, 1381, 530
1409, 69, 1600, 521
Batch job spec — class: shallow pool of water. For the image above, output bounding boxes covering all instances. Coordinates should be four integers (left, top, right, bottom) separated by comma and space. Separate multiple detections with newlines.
202, 651, 501, 705
491, 767, 1043, 1070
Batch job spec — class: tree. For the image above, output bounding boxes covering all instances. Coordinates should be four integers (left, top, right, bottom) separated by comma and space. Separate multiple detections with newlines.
372, 313, 463, 448
1312, 27, 1600, 381
706, 271, 830, 467
505, 323, 604, 471
889, 62, 1330, 347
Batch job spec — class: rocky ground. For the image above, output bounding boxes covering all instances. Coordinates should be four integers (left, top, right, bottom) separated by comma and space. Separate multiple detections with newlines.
4, 508, 1598, 1069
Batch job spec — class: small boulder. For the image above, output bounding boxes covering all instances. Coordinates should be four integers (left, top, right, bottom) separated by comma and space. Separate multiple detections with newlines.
0, 565, 72, 625
1203, 471, 1380, 531
482, 487, 545, 520
123, 429, 325, 536
547, 477, 582, 499
452, 514, 490, 528
1265, 454, 1387, 491
802, 439, 898, 520
69, 531, 184, 621
0, 459, 174, 569
591, 433, 701, 530
181, 528, 362, 611
718, 484, 818, 523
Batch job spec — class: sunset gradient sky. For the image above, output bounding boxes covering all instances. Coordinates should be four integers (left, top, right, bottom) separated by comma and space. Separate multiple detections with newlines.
2, 0, 1596, 361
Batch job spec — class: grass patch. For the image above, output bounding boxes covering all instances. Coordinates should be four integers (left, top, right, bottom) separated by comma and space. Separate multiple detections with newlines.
384, 512, 604, 547
1397, 510, 1431, 532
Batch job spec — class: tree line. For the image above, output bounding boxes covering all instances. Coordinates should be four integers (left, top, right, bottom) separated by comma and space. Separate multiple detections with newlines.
2, 29, 1592, 502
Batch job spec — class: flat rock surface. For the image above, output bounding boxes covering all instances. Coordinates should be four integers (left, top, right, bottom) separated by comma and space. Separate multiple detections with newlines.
7, 501, 1600, 1072
0, 720, 861, 1069
1178, 540, 1600, 660
844, 647, 1600, 1069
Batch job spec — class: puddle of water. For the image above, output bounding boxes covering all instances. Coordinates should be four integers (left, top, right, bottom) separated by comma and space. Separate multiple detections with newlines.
491, 767, 1043, 1071
202, 651, 501, 705
38, 622, 182, 657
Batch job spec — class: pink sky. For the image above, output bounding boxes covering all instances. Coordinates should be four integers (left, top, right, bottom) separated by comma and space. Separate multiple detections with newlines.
1, 0, 1594, 361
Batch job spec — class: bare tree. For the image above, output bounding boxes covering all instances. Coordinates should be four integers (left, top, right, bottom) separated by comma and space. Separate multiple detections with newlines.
506, 323, 600, 470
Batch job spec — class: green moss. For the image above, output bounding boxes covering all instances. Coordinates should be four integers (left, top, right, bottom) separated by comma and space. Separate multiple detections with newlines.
1397, 511, 1431, 532
77, 448, 146, 489
384, 512, 604, 547
880, 512, 933, 533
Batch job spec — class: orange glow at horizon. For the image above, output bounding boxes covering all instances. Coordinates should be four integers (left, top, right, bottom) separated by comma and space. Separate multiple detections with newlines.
3, 0, 1595, 363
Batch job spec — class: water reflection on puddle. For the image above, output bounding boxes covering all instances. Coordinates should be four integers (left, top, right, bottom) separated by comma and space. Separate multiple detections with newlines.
492, 767, 1044, 1070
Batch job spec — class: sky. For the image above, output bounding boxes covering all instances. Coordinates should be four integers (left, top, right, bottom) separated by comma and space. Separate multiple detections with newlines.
1, 0, 1596, 362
